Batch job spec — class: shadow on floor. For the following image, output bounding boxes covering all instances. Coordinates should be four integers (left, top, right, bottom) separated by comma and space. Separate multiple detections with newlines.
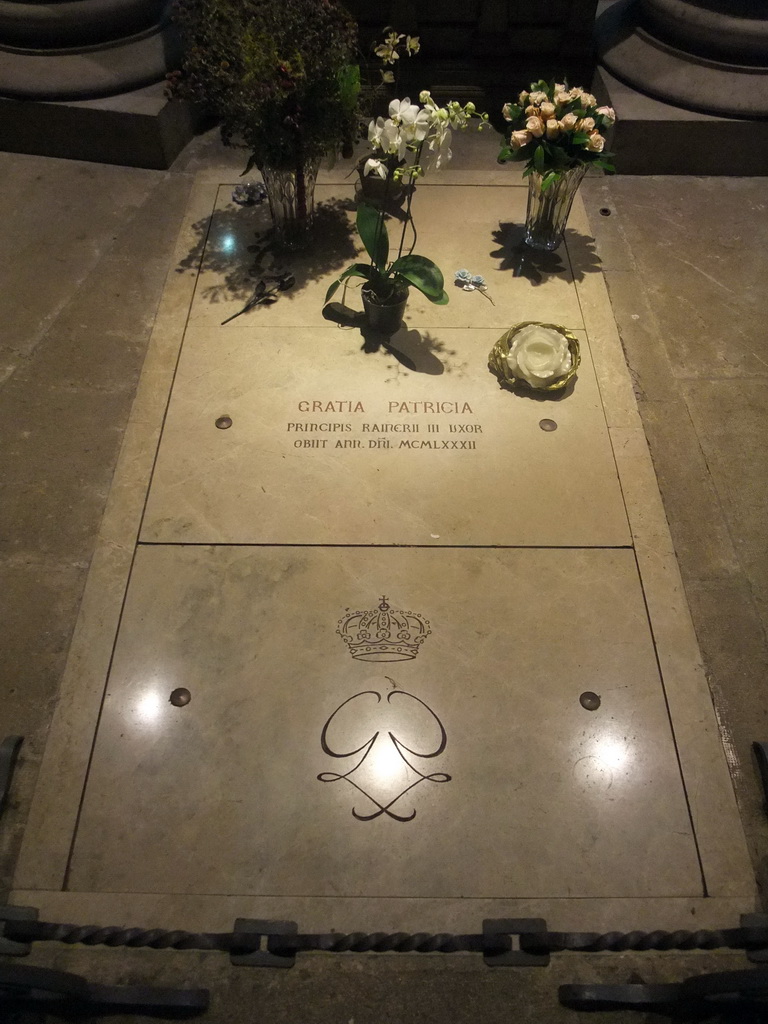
322, 303, 450, 374
490, 223, 601, 283
175, 196, 358, 320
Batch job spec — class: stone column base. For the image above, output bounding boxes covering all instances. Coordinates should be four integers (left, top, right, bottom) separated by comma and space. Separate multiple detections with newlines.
596, 0, 768, 119
0, 80, 199, 169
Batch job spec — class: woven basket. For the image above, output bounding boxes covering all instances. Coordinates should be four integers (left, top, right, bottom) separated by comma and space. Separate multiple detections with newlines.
488, 322, 580, 393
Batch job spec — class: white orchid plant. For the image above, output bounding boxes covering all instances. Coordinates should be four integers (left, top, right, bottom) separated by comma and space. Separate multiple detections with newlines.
498, 80, 616, 187
325, 92, 489, 311
363, 90, 488, 182
373, 28, 420, 86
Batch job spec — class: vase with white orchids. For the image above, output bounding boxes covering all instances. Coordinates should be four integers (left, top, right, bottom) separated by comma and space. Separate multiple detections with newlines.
498, 80, 616, 250
327, 92, 488, 332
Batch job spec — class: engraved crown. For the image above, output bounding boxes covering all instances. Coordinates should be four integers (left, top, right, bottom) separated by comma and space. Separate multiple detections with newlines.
337, 596, 431, 662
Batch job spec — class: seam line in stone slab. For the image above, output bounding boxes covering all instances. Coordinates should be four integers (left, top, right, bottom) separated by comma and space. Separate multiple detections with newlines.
10, 892, 753, 903
630, 545, 708, 899
134, 541, 637, 549
61, 531, 140, 894
58, 890, 709, 901
569, 220, 706, 900
60, 193, 219, 895
567, 222, 635, 540
131, 187, 222, 561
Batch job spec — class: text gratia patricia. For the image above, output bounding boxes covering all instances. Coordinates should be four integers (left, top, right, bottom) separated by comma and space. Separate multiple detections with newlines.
296, 401, 475, 414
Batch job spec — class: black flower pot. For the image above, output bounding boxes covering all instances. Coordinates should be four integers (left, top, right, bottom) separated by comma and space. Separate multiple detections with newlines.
362, 285, 409, 335
356, 156, 405, 207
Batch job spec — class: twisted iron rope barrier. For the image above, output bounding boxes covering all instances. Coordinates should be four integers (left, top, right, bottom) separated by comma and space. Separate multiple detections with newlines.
4, 917, 768, 958
520, 927, 768, 954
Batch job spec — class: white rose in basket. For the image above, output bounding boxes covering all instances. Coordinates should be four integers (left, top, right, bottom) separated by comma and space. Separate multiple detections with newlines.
506, 324, 573, 387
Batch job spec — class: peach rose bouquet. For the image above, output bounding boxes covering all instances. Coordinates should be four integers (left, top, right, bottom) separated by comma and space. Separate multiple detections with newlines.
498, 79, 615, 187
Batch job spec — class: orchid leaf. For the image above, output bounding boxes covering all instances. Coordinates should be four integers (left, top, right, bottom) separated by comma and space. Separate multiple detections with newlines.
240, 153, 259, 177
390, 254, 445, 302
324, 263, 372, 304
356, 202, 389, 269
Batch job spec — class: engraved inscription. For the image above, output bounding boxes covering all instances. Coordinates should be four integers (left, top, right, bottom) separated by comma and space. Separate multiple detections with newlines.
286, 399, 483, 454
298, 401, 365, 412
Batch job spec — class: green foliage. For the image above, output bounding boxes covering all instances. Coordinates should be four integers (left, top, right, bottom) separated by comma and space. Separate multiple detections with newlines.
170, 0, 360, 169
390, 254, 447, 303
337, 64, 361, 113
325, 197, 447, 307
356, 202, 389, 268
324, 264, 372, 304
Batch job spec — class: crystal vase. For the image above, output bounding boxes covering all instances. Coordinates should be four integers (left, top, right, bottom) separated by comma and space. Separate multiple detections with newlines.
524, 166, 587, 251
260, 157, 321, 250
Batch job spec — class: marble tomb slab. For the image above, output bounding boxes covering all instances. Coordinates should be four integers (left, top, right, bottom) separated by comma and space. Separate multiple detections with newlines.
14, 178, 754, 931
140, 326, 630, 545
66, 544, 703, 900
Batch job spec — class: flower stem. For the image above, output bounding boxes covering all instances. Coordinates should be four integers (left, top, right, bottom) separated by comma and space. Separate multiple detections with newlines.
397, 144, 421, 260
371, 175, 391, 276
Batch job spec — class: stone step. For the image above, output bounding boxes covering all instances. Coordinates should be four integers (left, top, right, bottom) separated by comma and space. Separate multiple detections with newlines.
0, 80, 198, 169
593, 65, 768, 175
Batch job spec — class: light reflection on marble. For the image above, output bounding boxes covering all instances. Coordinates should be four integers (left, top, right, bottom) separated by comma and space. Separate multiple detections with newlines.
318, 687, 451, 822
594, 735, 631, 769
66, 545, 702, 899
133, 689, 165, 726
219, 232, 238, 254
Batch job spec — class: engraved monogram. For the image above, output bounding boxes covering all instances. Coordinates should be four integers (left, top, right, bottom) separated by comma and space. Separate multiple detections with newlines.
318, 689, 451, 821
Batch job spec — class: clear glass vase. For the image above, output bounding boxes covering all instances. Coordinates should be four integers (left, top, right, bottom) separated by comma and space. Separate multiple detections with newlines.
260, 157, 321, 251
524, 166, 587, 251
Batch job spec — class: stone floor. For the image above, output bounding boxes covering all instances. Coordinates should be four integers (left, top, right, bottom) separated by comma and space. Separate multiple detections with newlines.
1, 128, 767, 1021
579, 174, 768, 892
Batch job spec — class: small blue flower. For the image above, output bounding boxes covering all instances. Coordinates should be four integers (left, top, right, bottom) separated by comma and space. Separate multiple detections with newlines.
454, 268, 493, 303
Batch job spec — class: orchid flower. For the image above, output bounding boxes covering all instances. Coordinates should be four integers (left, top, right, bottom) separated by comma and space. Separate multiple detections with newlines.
388, 97, 422, 126
368, 117, 386, 147
364, 157, 388, 178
